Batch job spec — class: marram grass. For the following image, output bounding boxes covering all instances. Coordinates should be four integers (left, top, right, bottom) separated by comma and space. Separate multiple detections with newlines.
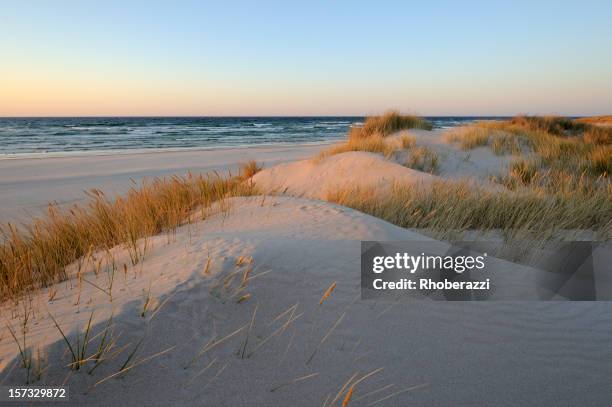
327, 180, 611, 242
317, 111, 431, 161
0, 163, 260, 300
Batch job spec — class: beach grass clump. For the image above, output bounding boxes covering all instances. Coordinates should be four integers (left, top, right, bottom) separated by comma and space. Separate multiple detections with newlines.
490, 132, 522, 155
583, 126, 612, 145
502, 158, 542, 188
0, 165, 258, 300
404, 146, 439, 174
239, 160, 262, 179
445, 126, 522, 155
399, 134, 416, 149
586, 146, 611, 176
316, 132, 395, 161
316, 112, 430, 161
448, 116, 610, 192
327, 180, 612, 241
576, 115, 612, 126
507, 115, 587, 136
350, 111, 433, 140
444, 127, 491, 150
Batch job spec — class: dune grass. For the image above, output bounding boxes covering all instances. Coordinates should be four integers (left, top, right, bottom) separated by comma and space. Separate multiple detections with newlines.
327, 180, 612, 242
506, 115, 587, 136
446, 116, 611, 189
442, 116, 610, 238
349, 111, 433, 139
575, 115, 612, 126
583, 126, 612, 145
403, 146, 439, 174
444, 126, 522, 155
444, 126, 491, 150
316, 133, 395, 161
317, 112, 430, 161
0, 163, 260, 300
399, 134, 416, 149
316, 114, 610, 242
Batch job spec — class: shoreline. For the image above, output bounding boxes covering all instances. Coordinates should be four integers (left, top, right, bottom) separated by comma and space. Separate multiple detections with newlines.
0, 142, 328, 224
0, 139, 341, 161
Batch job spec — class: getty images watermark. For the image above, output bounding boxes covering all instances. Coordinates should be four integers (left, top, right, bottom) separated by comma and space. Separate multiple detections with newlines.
361, 241, 612, 301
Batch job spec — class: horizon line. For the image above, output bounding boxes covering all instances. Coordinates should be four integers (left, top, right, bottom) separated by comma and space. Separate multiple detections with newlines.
0, 114, 604, 119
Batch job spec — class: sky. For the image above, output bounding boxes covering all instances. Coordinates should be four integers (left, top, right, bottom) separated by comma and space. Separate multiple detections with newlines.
1, 0, 611, 116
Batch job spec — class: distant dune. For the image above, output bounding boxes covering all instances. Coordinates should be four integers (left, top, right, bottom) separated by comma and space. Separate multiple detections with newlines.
576, 115, 612, 126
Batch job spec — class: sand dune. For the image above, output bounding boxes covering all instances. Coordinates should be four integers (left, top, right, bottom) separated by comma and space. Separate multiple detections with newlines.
253, 151, 436, 200
2, 196, 611, 405
1, 126, 610, 406
252, 129, 510, 202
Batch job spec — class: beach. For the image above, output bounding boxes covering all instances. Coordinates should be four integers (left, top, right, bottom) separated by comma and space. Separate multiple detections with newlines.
2, 0, 611, 404
2, 194, 610, 405
0, 143, 325, 224
1, 116, 610, 405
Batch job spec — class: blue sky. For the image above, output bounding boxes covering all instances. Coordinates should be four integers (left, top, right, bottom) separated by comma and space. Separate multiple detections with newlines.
1, 0, 611, 115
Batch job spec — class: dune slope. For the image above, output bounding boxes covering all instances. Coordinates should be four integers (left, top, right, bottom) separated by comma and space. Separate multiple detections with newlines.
2, 197, 611, 406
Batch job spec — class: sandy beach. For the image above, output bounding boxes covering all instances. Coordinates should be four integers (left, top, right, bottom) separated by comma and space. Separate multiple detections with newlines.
2, 0, 611, 404
1, 119, 610, 406
0, 144, 326, 224
2, 194, 611, 405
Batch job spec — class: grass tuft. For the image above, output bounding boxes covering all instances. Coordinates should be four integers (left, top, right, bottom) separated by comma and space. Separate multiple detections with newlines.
399, 134, 416, 149
404, 146, 439, 174
0, 167, 258, 300
350, 111, 432, 139
239, 160, 262, 179
316, 112, 431, 161
317, 133, 395, 161
327, 180, 611, 242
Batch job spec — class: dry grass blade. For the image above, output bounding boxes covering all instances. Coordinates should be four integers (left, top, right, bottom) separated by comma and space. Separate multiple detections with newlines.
5, 323, 31, 382
270, 372, 319, 392
148, 292, 176, 322
247, 312, 303, 358
330, 371, 359, 406
342, 386, 354, 407
366, 383, 429, 406
187, 324, 247, 368
119, 334, 146, 372
203, 362, 228, 390
321, 393, 331, 407
202, 256, 212, 276
352, 367, 384, 388
81, 278, 111, 298
319, 282, 337, 306
244, 268, 272, 282
307, 311, 345, 364
334, 367, 384, 406
236, 293, 251, 303
94, 345, 176, 387
353, 383, 395, 402
268, 303, 298, 326
240, 303, 258, 358
184, 357, 217, 387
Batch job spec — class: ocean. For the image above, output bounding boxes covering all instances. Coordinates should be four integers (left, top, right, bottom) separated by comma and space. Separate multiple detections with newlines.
0, 116, 506, 158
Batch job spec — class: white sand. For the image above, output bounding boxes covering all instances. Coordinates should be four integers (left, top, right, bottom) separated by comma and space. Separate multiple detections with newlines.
1, 197, 610, 405
252, 129, 511, 200
0, 143, 326, 224
1, 134, 611, 405
393, 129, 517, 181
252, 151, 436, 200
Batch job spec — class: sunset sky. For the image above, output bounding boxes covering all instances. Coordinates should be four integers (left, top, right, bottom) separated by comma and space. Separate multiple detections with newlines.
1, 0, 611, 116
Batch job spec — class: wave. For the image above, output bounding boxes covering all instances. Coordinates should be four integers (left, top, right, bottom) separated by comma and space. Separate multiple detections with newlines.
0, 117, 481, 156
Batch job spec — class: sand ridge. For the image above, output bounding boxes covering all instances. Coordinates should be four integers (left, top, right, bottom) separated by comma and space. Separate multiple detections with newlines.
2, 196, 611, 405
